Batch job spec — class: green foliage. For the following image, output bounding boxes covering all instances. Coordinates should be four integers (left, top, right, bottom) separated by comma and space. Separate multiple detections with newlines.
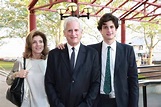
0, 0, 63, 43
0, 1, 28, 39
0, 0, 102, 47
138, 74, 145, 79
127, 21, 161, 64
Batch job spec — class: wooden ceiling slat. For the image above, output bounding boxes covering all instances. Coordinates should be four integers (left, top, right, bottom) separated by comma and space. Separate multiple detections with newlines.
28, 0, 161, 24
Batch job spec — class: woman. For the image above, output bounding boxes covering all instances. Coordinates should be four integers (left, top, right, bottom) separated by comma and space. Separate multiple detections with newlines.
6, 30, 49, 107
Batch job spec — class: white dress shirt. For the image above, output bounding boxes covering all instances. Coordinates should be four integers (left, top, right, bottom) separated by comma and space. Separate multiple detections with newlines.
100, 41, 116, 98
67, 43, 80, 67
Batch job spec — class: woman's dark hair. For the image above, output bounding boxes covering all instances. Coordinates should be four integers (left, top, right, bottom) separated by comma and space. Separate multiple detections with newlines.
23, 30, 49, 59
97, 13, 119, 30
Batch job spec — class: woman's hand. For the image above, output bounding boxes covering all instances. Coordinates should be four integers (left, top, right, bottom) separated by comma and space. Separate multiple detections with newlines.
57, 43, 65, 50
14, 70, 28, 78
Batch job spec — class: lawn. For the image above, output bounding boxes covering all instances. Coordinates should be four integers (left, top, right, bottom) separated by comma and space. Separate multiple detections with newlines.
0, 61, 14, 72
0, 60, 144, 79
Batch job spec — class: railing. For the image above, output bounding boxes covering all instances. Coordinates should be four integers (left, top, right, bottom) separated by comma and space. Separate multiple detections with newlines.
0, 70, 8, 77
138, 65, 161, 107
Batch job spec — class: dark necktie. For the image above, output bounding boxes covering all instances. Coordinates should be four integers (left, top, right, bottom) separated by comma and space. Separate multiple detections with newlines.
104, 46, 111, 94
70, 47, 75, 70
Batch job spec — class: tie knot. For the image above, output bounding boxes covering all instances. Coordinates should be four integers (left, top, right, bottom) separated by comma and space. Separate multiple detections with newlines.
107, 46, 111, 50
72, 47, 75, 51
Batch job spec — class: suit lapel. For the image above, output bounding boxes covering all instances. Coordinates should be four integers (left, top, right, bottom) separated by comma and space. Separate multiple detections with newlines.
114, 42, 123, 72
61, 44, 71, 74
96, 42, 103, 67
74, 44, 86, 75
90, 42, 102, 71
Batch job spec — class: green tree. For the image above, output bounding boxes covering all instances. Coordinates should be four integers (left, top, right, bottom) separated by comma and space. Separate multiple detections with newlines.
0, 0, 28, 38
0, 1, 60, 45
0, 0, 101, 47
127, 22, 161, 65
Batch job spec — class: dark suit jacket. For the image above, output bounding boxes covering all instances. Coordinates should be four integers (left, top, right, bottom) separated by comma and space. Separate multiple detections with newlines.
89, 41, 139, 107
45, 43, 100, 107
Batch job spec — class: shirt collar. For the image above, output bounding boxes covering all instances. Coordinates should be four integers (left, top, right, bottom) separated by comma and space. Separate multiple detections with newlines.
67, 42, 80, 51
102, 41, 116, 51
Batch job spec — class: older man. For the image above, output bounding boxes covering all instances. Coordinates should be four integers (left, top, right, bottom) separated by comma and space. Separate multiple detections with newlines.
45, 17, 100, 107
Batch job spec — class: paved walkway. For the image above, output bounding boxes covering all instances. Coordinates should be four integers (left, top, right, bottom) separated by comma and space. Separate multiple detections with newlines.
139, 86, 161, 107
0, 74, 16, 107
139, 93, 161, 107
0, 73, 161, 107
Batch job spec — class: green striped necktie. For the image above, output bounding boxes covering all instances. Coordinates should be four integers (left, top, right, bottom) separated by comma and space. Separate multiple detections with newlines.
104, 46, 111, 94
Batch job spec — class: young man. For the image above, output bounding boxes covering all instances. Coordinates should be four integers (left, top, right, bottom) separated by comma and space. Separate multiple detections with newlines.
45, 17, 100, 107
90, 13, 139, 107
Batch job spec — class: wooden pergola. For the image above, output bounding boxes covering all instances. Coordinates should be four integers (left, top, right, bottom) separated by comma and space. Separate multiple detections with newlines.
28, 0, 161, 43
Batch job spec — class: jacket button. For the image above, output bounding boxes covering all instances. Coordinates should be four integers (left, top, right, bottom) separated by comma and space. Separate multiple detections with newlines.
72, 80, 74, 83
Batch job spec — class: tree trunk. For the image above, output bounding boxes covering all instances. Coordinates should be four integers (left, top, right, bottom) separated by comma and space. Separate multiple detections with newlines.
147, 48, 153, 65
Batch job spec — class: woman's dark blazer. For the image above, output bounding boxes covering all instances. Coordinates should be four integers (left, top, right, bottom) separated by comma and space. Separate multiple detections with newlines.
45, 43, 100, 107
89, 41, 139, 107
